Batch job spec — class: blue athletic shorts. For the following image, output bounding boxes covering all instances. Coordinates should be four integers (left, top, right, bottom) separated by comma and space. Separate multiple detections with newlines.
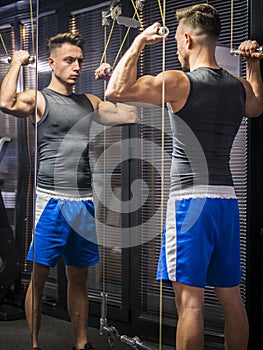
157, 194, 242, 288
27, 189, 99, 267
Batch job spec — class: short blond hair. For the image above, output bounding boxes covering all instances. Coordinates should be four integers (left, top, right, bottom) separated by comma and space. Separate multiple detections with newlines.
47, 32, 85, 55
176, 3, 221, 38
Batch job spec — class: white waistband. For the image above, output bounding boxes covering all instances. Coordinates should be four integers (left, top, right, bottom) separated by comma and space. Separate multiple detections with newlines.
169, 185, 236, 200
37, 187, 93, 201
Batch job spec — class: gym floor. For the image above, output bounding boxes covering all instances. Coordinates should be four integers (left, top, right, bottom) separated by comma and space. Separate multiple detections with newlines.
0, 313, 174, 350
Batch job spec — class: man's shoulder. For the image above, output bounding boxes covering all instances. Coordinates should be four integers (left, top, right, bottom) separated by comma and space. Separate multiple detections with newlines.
84, 93, 101, 110
164, 69, 189, 83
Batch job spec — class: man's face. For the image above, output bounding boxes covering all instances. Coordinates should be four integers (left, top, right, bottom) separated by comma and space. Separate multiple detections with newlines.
49, 43, 84, 86
175, 23, 190, 71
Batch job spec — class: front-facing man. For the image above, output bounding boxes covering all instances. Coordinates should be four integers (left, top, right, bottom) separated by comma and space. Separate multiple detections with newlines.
0, 32, 137, 350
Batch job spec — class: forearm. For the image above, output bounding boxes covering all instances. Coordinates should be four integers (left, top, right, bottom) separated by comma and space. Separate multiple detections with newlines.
246, 60, 263, 114
105, 36, 145, 101
95, 100, 138, 125
0, 61, 22, 111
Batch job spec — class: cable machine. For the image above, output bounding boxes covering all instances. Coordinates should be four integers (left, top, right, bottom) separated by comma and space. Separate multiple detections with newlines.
0, 137, 22, 320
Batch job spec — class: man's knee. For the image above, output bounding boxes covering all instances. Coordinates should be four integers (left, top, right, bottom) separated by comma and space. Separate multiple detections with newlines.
66, 266, 89, 285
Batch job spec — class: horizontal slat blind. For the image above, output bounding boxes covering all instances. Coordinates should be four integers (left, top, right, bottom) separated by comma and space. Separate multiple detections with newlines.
0, 25, 17, 229
69, 3, 125, 306
0, 25, 16, 195
19, 11, 59, 298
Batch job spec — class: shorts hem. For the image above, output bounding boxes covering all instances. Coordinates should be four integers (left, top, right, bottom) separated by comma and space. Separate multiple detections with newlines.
27, 257, 55, 268
27, 257, 100, 268
156, 276, 241, 289
65, 258, 100, 268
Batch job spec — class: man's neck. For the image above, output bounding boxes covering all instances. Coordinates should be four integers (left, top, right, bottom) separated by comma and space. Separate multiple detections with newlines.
189, 48, 219, 71
47, 79, 73, 95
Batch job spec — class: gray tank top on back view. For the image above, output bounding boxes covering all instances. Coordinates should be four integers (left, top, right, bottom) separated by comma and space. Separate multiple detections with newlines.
169, 67, 246, 193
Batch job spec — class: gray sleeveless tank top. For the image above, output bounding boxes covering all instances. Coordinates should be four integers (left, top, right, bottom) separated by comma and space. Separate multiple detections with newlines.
169, 67, 246, 193
37, 88, 94, 195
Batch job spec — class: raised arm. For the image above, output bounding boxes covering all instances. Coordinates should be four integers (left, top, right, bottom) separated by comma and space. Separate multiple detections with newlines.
105, 23, 186, 105
0, 50, 36, 118
238, 40, 263, 117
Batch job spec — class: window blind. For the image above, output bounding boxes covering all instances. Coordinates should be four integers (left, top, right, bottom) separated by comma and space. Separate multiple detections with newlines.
69, 2, 126, 307
0, 25, 17, 221
18, 11, 59, 299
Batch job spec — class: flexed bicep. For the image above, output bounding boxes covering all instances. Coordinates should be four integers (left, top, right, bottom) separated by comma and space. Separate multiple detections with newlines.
0, 89, 37, 118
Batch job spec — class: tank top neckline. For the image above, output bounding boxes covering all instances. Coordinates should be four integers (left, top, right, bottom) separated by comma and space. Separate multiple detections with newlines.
44, 87, 73, 98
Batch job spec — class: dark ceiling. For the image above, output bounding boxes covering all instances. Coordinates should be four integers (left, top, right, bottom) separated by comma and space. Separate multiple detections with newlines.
0, 0, 104, 10
0, 0, 106, 24
1, 0, 13, 5
0, 0, 60, 6
0, 0, 26, 5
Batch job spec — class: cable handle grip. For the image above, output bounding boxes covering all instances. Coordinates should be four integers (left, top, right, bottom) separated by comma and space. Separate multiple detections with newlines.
158, 26, 169, 37
7, 56, 35, 64
120, 335, 136, 346
120, 335, 157, 350
104, 66, 113, 75
230, 46, 263, 56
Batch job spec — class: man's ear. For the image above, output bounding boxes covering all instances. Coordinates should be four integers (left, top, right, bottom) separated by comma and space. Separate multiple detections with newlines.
185, 33, 192, 49
48, 57, 55, 70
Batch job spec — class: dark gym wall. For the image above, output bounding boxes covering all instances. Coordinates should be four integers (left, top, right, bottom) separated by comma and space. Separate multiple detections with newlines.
247, 1, 263, 349
0, 1, 262, 349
